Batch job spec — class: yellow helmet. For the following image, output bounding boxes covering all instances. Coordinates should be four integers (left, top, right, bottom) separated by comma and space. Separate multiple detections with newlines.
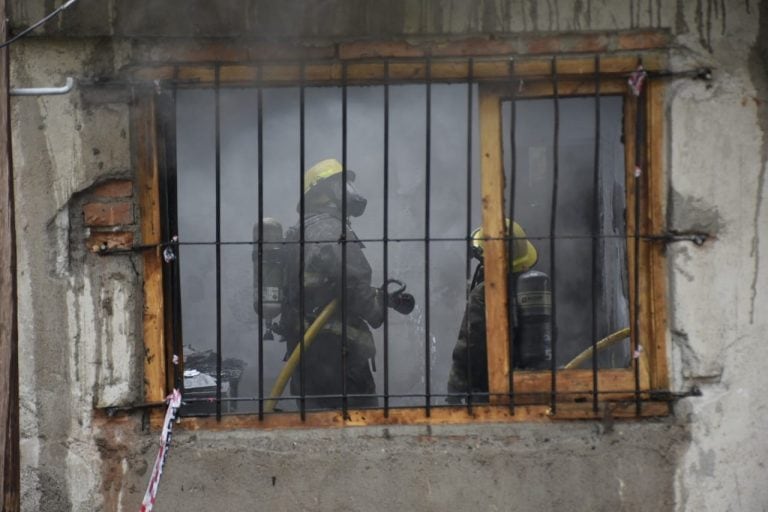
302, 158, 366, 217
303, 158, 356, 194
471, 220, 538, 273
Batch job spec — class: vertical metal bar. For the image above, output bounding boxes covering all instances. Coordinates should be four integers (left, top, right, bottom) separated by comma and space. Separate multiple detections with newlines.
169, 209, 183, 394
591, 55, 601, 413
157, 74, 178, 395
214, 64, 223, 420
424, 55, 432, 416
549, 57, 560, 415
507, 58, 517, 413
341, 62, 349, 417
257, 64, 265, 420
383, 60, 391, 417
464, 58, 474, 412
158, 93, 173, 391
167, 70, 183, 394
170, 212, 184, 389
298, 62, 307, 420
633, 59, 645, 416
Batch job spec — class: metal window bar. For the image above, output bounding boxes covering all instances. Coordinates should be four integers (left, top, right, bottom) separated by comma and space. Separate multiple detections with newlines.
506, 58, 517, 414
424, 55, 432, 416
158, 113, 175, 385
179, 387, 691, 410
298, 62, 307, 420
383, 60, 391, 417
214, 64, 223, 420
165, 232, 676, 246
165, 79, 184, 393
464, 58, 474, 413
256, 64, 265, 420
591, 55, 601, 413
340, 61, 349, 418
152, 67, 182, 397
549, 57, 560, 415
633, 58, 646, 415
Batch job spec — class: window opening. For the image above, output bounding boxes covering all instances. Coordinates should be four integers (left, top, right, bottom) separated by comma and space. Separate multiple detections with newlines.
501, 86, 630, 413
154, 56, 677, 423
174, 79, 483, 416
503, 96, 629, 368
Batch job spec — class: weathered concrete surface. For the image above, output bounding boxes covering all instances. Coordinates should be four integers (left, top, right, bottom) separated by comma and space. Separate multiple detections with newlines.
5, 0, 728, 42
6, 0, 768, 511
150, 422, 685, 512
11, 38, 141, 511
665, 1, 768, 511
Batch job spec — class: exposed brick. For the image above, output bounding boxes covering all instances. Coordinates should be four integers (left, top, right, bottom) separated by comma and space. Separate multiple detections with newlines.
341, 38, 522, 60
431, 38, 520, 57
92, 180, 133, 198
246, 43, 335, 61
83, 202, 134, 227
339, 41, 425, 60
525, 36, 561, 54
87, 231, 135, 253
568, 34, 609, 54
617, 31, 671, 51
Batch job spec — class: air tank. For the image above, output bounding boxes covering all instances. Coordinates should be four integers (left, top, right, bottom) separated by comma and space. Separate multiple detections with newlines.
514, 270, 553, 370
253, 218, 284, 340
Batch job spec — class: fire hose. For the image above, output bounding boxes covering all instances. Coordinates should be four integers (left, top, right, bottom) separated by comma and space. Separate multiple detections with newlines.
264, 279, 413, 412
563, 327, 631, 369
264, 299, 338, 413
265, 305, 631, 411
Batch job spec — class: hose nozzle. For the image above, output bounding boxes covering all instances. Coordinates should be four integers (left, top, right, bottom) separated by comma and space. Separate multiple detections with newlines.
383, 279, 415, 315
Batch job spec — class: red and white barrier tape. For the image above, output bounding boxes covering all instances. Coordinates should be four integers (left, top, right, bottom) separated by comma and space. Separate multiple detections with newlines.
140, 389, 182, 512
628, 65, 647, 96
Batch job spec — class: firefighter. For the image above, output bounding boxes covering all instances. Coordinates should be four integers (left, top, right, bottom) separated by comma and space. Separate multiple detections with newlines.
446, 221, 551, 404
277, 158, 413, 410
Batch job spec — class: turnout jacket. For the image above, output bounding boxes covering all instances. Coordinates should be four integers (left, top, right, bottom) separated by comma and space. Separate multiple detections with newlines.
278, 209, 386, 398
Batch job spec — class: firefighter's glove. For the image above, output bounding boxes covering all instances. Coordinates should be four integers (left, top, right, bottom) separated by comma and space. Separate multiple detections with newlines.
383, 279, 415, 315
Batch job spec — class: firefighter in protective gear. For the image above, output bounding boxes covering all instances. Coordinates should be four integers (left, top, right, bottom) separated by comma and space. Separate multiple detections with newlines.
277, 158, 413, 410
446, 221, 550, 403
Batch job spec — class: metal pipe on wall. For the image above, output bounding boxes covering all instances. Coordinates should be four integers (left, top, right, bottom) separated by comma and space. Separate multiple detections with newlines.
10, 77, 74, 96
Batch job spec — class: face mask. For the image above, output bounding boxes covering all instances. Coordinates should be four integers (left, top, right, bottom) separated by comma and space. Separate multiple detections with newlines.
308, 171, 367, 217
346, 181, 367, 217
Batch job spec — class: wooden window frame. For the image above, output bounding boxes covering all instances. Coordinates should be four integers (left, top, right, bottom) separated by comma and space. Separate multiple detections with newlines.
133, 54, 669, 430
479, 75, 668, 407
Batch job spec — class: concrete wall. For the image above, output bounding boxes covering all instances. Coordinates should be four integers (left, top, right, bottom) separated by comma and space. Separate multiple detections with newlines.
8, 1, 767, 510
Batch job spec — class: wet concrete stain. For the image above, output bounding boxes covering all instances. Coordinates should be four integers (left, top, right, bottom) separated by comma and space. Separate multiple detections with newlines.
747, 0, 768, 324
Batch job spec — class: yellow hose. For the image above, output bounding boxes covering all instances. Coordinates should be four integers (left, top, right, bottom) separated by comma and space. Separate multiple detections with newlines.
264, 299, 338, 413
265, 310, 628, 410
563, 327, 631, 370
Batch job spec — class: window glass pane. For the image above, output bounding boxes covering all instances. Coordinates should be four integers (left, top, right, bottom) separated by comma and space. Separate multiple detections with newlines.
175, 85, 632, 418
175, 83, 483, 413
502, 95, 630, 369
176, 90, 215, 242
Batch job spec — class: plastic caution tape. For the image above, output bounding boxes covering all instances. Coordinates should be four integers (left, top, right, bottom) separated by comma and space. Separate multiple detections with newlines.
140, 389, 182, 512
628, 65, 647, 96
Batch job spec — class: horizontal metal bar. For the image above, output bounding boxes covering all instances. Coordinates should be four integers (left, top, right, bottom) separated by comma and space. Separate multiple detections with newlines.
178, 387, 697, 405
101, 401, 169, 417
114, 64, 714, 91
643, 231, 710, 246
102, 386, 696, 417
93, 231, 713, 256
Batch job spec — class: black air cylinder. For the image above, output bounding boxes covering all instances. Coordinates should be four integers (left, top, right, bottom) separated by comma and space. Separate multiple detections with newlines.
253, 218, 284, 337
514, 270, 553, 370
